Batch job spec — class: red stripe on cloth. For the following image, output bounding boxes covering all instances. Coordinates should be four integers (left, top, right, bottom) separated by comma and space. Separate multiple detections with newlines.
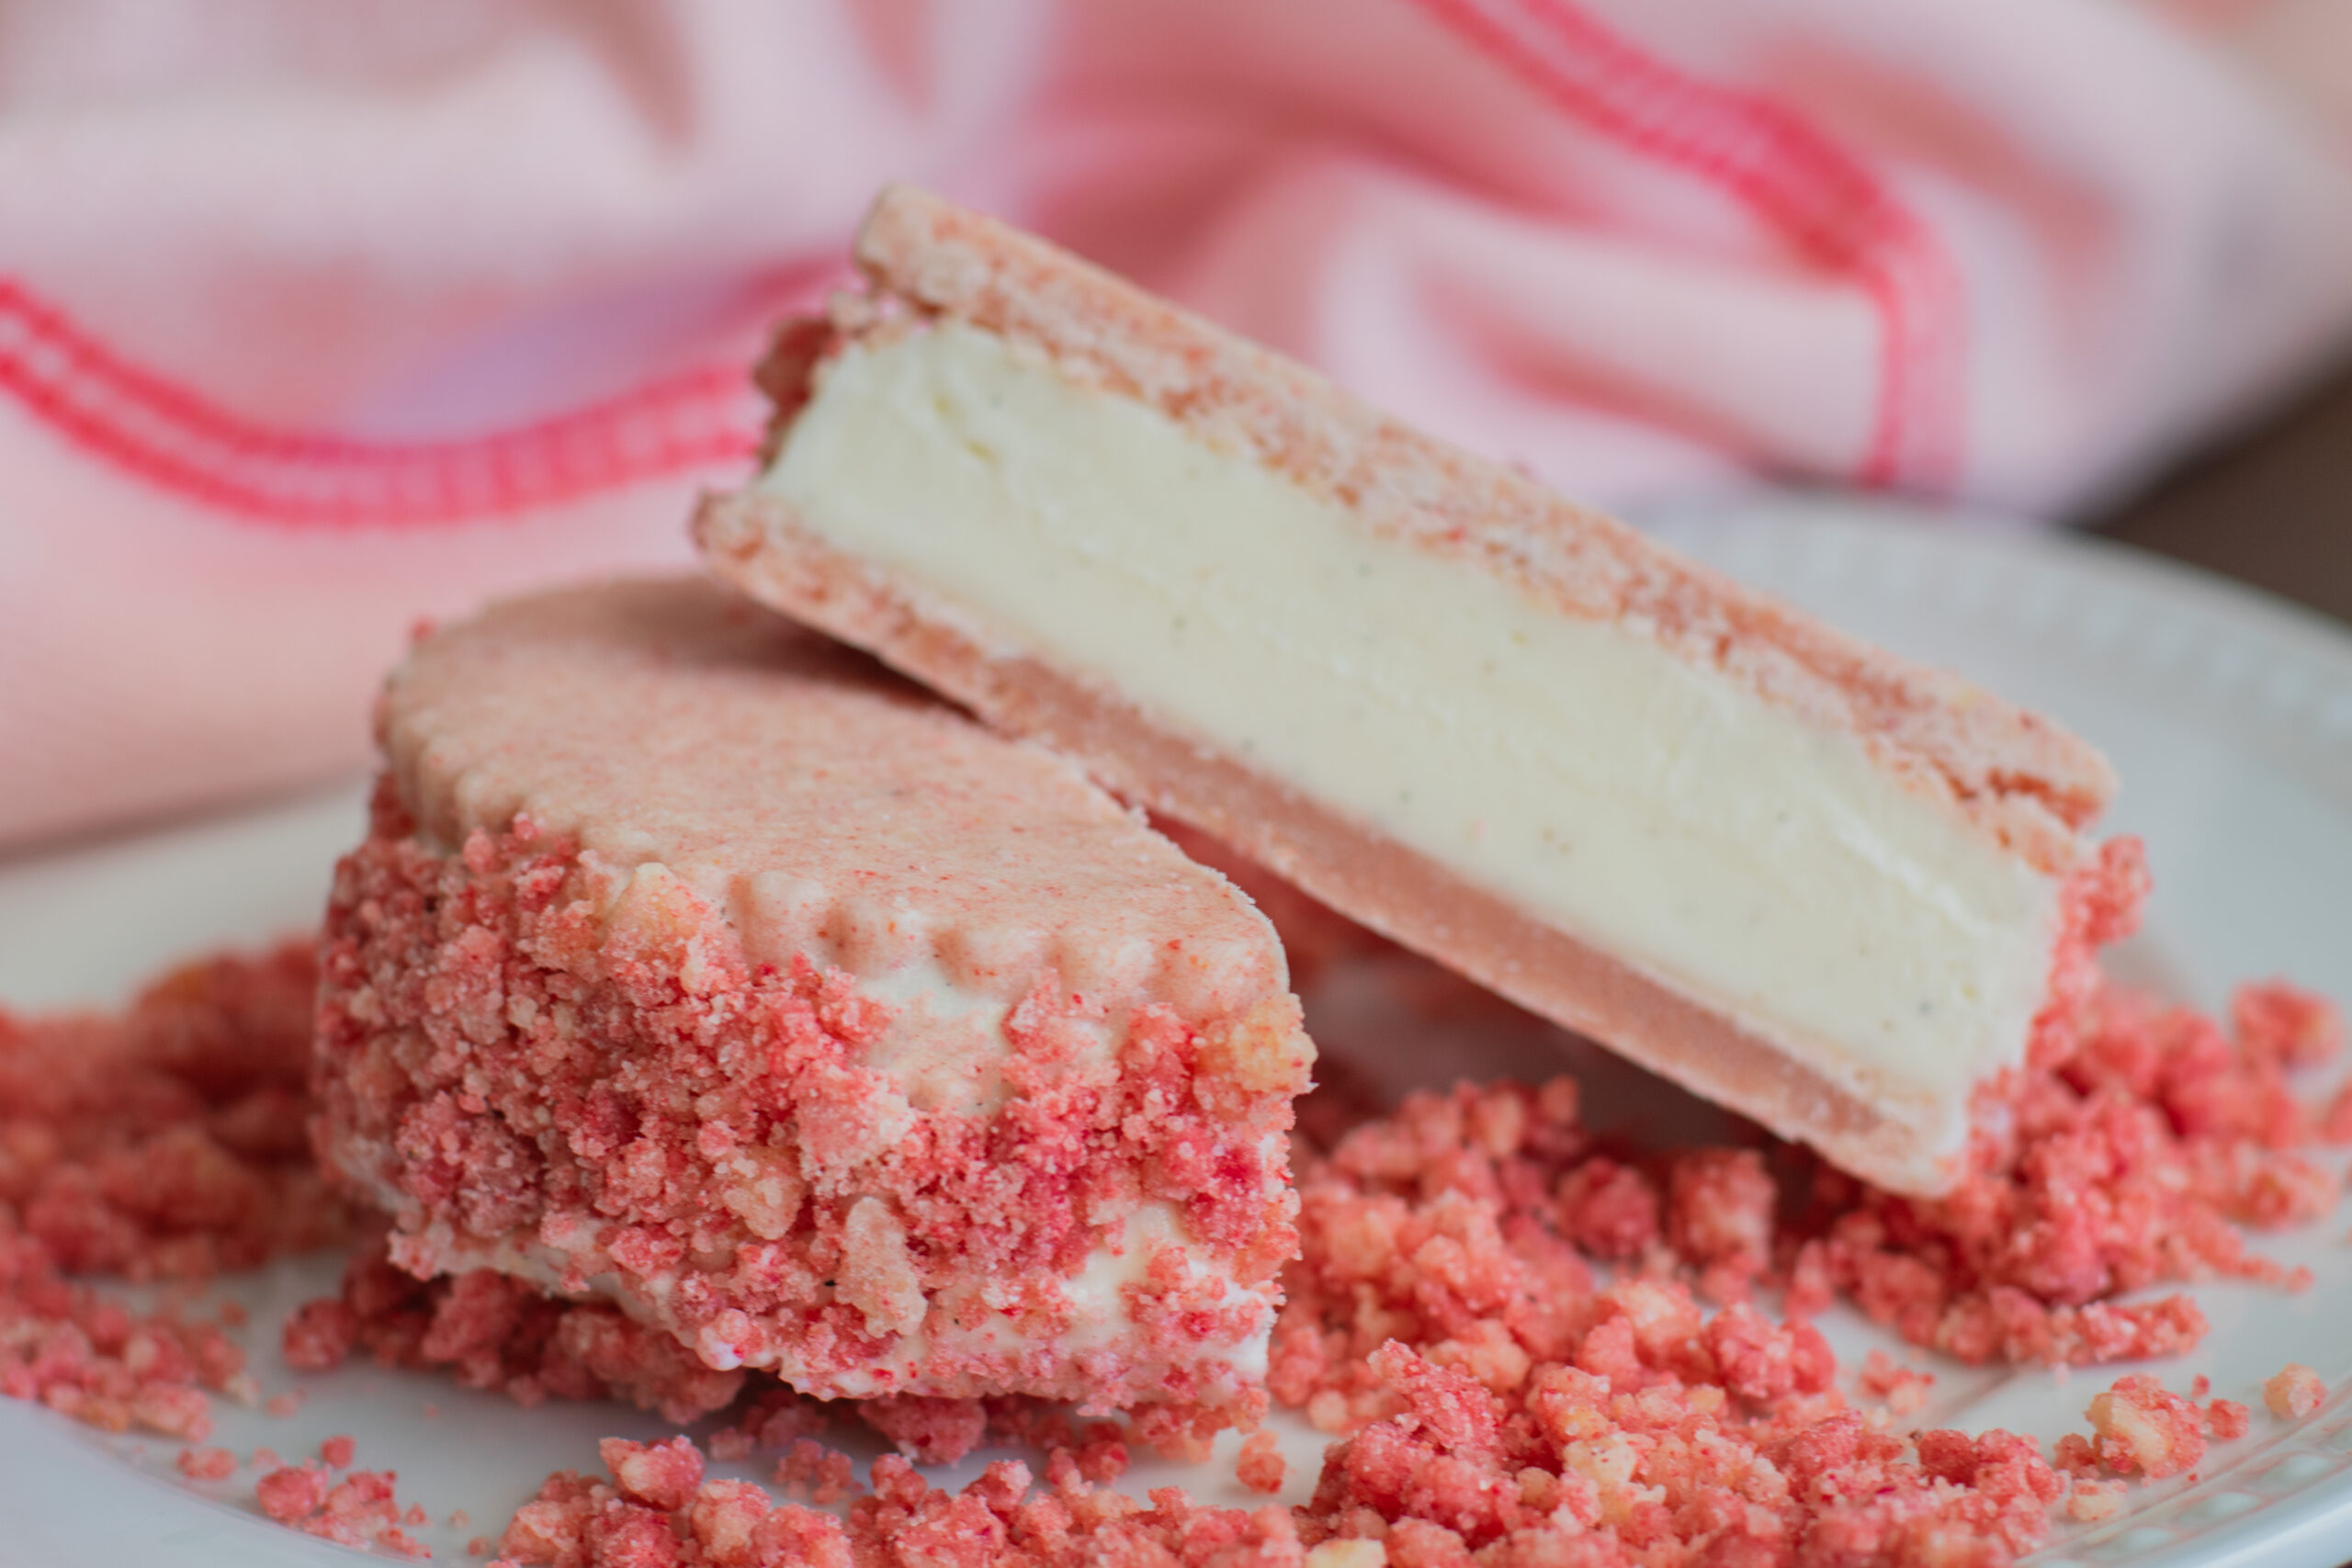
0, 278, 763, 527
1408, 0, 1966, 491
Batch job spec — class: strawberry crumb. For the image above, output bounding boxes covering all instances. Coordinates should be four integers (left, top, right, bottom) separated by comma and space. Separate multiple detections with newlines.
2066, 1477, 2127, 1521
979, 1400, 1136, 1486
1245, 940, 2344, 1568
2234, 980, 2346, 1069
2266, 1363, 2326, 1419
263, 1390, 301, 1417
775, 1438, 860, 1507
496, 1438, 1319, 1568
1074, 1429, 1129, 1484
254, 1462, 330, 1522
856, 1393, 988, 1464
2080, 1375, 2209, 1478
2206, 1398, 2252, 1441
321, 1433, 356, 1468
707, 1385, 828, 1461
283, 1228, 747, 1423
175, 1445, 235, 1481
2322, 1080, 2352, 1143
1860, 1349, 1937, 1417
0, 942, 349, 1282
261, 1464, 433, 1555
1237, 1428, 1286, 1495
600, 1435, 706, 1512
0, 946, 345, 1447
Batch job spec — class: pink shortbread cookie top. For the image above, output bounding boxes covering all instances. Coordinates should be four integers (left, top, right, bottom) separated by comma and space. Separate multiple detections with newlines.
381, 577, 1283, 1012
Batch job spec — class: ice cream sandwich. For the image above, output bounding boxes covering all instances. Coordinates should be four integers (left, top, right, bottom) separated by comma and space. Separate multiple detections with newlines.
696, 187, 2141, 1198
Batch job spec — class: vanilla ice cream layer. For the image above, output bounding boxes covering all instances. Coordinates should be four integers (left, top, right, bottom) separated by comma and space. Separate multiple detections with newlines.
759, 323, 2067, 1126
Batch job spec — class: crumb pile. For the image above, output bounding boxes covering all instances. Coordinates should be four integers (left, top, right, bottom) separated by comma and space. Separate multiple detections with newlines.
2057, 1373, 2247, 1483
0, 942, 345, 1278
495, 1432, 1357, 1568
481, 972, 2346, 1567
3, 941, 2345, 1567
0, 945, 350, 1439
1800, 973, 2347, 1367
477, 1363, 2211, 1568
1273, 970, 2346, 1450
282, 1226, 748, 1423
252, 1435, 435, 1557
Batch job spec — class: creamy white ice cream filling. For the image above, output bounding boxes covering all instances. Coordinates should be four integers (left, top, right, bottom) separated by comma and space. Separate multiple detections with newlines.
757, 322, 2067, 1149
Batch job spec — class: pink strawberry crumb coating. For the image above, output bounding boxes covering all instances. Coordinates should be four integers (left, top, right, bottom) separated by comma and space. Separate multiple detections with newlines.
314, 579, 1310, 1418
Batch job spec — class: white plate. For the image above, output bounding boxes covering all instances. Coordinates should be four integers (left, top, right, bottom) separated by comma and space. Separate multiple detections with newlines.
2, 500, 2349, 1567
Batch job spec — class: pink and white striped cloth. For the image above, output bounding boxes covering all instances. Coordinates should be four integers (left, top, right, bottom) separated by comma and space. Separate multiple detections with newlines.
5, 0, 2350, 849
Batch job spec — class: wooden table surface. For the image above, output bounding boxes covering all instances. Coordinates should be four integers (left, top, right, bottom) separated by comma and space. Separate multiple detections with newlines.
2094, 360, 2352, 629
